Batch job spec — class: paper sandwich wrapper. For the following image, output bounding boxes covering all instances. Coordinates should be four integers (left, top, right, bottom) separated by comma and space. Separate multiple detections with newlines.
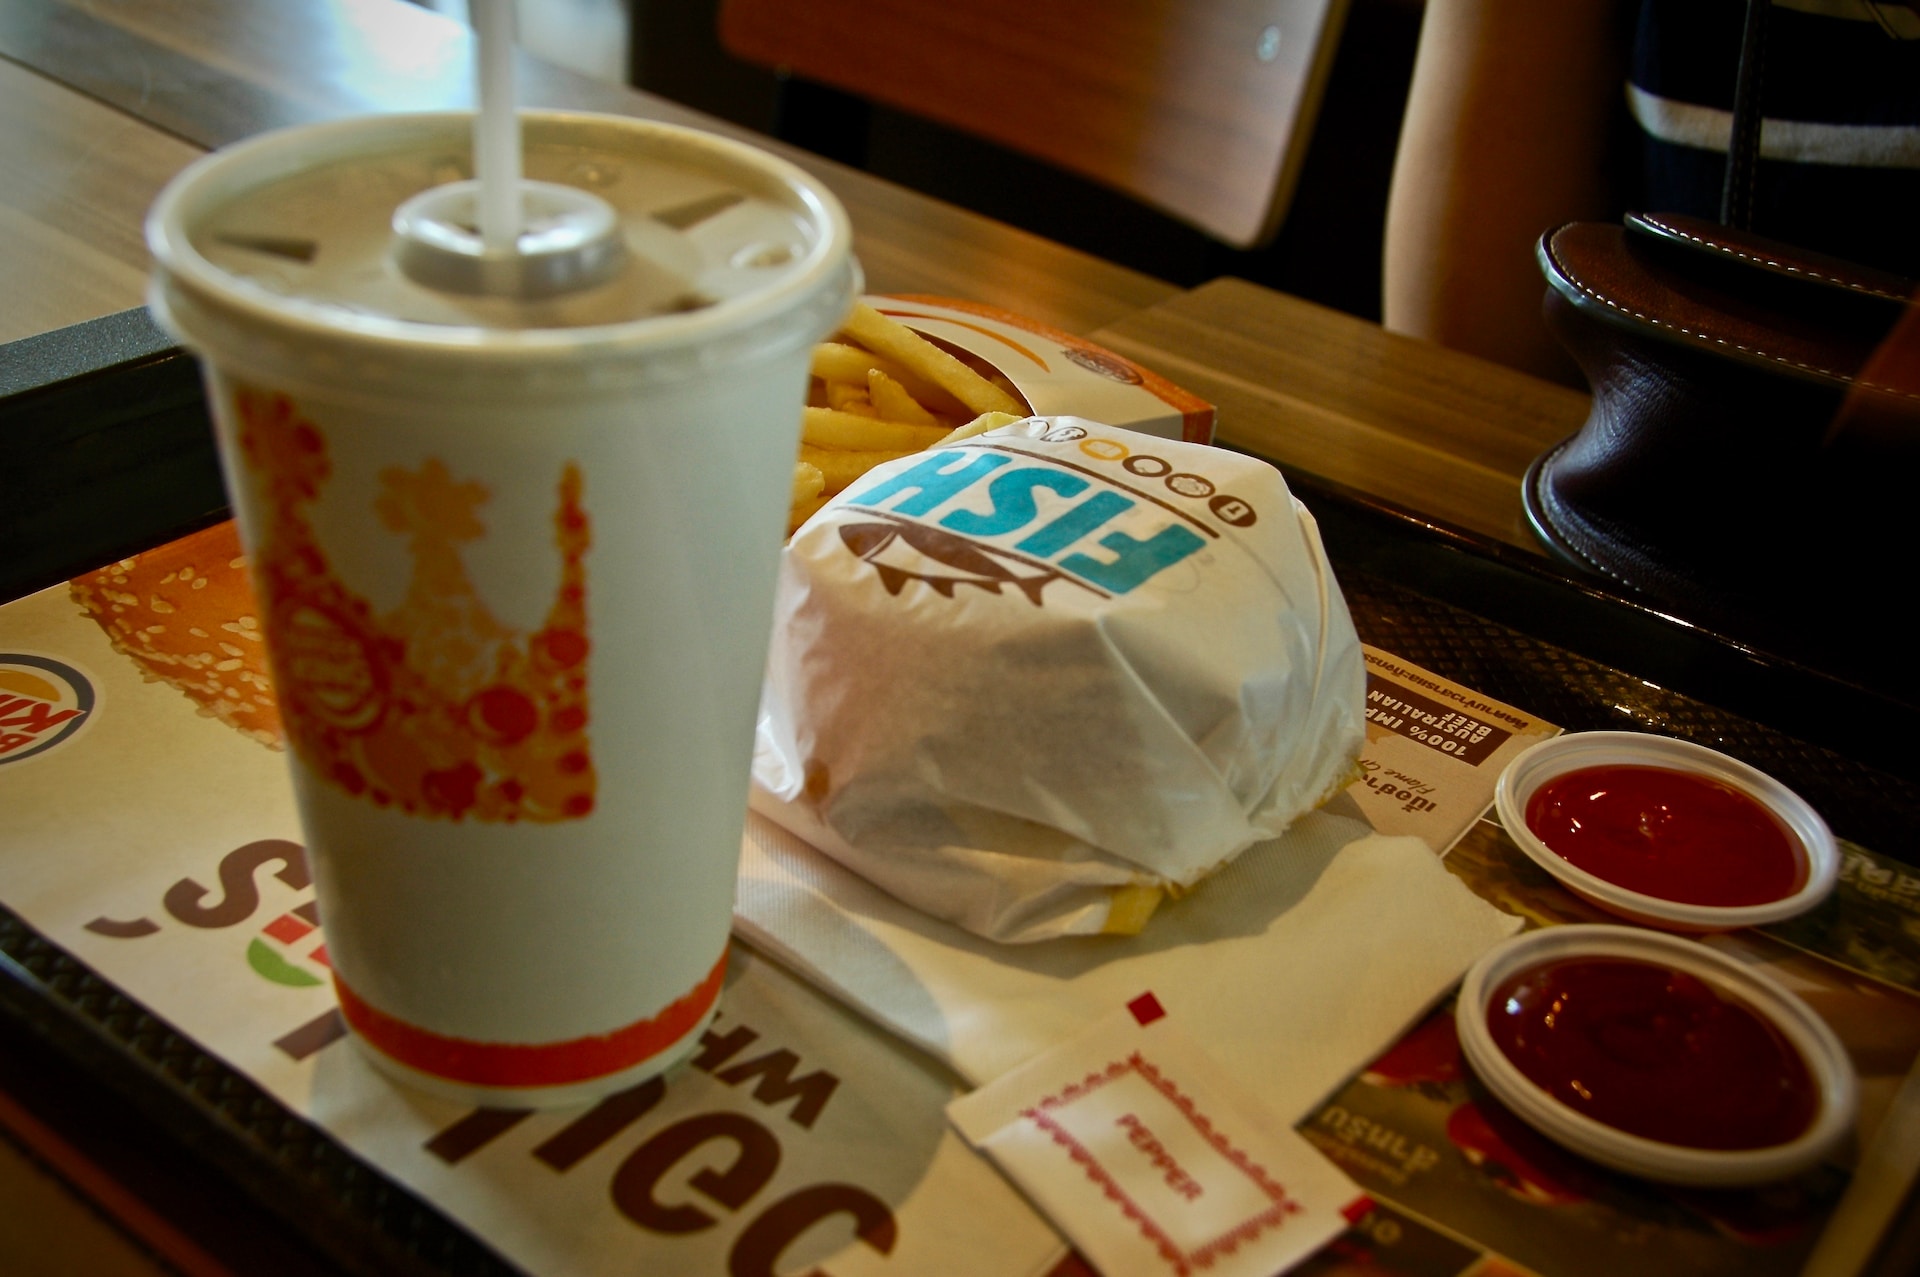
755, 417, 1366, 942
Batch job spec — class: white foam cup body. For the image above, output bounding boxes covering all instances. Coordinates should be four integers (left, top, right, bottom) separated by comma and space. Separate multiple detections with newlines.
146, 112, 857, 1106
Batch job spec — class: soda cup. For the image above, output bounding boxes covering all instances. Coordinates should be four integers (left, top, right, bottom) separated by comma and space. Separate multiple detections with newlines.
146, 111, 857, 1106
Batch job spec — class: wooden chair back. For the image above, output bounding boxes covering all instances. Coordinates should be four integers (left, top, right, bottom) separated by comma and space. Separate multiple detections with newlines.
717, 0, 1351, 249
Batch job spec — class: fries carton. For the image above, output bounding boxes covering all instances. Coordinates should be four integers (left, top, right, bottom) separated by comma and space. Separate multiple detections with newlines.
755, 416, 1364, 943
870, 295, 1214, 443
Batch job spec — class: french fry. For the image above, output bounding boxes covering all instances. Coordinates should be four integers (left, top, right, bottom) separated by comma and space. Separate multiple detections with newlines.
788, 493, 830, 535
868, 368, 939, 425
788, 311, 1037, 538
936, 410, 1024, 445
792, 460, 825, 505
801, 443, 918, 494
811, 341, 969, 416
803, 407, 952, 453
811, 341, 899, 384
842, 303, 1025, 418
824, 379, 878, 416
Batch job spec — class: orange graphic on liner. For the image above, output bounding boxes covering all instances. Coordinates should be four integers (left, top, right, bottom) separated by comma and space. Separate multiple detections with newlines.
69, 522, 284, 748
236, 388, 595, 823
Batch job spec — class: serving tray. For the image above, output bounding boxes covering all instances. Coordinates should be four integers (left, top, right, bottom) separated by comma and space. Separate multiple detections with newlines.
4, 309, 1916, 1277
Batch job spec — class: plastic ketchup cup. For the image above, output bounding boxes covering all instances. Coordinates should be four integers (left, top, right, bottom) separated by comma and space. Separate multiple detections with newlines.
1493, 732, 1838, 932
1456, 925, 1856, 1186
146, 110, 857, 1106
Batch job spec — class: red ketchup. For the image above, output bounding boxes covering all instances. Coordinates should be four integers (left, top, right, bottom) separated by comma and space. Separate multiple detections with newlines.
1487, 957, 1817, 1150
1524, 764, 1803, 907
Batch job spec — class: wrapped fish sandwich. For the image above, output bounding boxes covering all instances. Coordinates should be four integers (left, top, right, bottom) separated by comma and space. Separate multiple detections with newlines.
753, 417, 1365, 942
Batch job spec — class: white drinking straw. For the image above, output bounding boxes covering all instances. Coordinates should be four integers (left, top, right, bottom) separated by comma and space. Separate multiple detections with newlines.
473, 0, 521, 252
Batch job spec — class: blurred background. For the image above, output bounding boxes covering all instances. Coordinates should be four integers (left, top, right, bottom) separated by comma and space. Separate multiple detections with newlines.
416, 0, 1425, 323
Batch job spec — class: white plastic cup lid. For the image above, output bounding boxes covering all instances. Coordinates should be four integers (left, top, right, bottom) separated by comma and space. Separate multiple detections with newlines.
146, 111, 860, 399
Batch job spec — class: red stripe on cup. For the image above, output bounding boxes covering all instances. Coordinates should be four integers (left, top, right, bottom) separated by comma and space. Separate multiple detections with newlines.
334, 948, 728, 1089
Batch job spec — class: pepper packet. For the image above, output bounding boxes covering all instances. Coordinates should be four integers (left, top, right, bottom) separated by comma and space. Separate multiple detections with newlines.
948, 993, 1369, 1277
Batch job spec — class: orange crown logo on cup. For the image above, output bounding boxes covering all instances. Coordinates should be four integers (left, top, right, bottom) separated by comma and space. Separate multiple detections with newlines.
236, 387, 596, 824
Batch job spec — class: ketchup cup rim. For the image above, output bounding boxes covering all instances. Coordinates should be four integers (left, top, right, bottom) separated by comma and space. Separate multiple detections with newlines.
1455, 924, 1857, 1186
1493, 731, 1839, 931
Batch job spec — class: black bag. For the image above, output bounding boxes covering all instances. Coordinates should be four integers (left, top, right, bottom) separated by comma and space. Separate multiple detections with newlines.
1526, 0, 1920, 663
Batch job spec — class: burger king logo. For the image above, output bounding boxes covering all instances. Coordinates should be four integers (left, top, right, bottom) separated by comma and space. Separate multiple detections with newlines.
0, 654, 97, 765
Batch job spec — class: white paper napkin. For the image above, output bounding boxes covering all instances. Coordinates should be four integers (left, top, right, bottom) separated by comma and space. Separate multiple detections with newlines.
737, 791, 1522, 1122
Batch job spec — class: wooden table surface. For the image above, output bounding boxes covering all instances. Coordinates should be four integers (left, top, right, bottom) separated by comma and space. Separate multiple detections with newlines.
1092, 277, 1590, 555
0, 57, 201, 344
